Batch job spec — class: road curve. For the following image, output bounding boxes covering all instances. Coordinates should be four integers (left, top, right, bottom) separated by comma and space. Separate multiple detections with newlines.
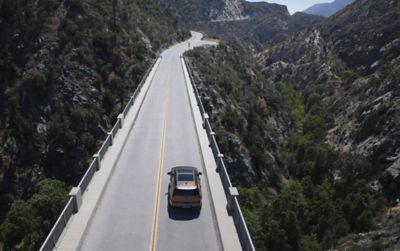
79, 32, 221, 251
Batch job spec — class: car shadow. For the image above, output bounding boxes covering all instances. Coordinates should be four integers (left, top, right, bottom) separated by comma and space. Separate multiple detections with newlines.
167, 205, 201, 221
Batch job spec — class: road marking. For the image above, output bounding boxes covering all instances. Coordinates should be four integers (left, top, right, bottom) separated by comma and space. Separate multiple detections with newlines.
149, 62, 172, 251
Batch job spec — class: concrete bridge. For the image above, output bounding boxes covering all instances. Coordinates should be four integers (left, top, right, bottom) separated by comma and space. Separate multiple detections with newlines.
40, 32, 255, 251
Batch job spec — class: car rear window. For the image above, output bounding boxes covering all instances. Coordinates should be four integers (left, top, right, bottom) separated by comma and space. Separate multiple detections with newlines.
177, 174, 194, 181
173, 189, 200, 196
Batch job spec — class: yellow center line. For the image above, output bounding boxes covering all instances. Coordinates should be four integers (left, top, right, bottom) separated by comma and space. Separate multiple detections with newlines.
149, 62, 173, 251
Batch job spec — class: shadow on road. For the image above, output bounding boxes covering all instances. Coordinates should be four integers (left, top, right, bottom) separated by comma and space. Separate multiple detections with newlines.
168, 205, 201, 221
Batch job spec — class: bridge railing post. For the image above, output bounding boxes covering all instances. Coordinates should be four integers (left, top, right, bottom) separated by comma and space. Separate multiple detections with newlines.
108, 132, 113, 146
216, 153, 224, 172
69, 187, 82, 213
117, 113, 124, 128
227, 187, 239, 214
202, 113, 209, 128
93, 153, 101, 170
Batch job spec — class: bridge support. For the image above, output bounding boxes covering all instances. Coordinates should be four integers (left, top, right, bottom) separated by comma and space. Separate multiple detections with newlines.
69, 187, 82, 213
227, 187, 239, 214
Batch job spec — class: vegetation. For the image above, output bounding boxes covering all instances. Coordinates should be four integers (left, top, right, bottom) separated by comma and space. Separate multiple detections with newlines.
0, 179, 68, 251
0, 0, 188, 249
186, 44, 388, 250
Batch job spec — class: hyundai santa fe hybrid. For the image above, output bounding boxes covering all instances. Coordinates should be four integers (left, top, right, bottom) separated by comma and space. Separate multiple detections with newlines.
167, 166, 202, 208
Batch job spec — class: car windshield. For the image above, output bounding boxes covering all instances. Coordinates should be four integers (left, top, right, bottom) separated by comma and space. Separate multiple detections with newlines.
173, 189, 199, 196
178, 173, 194, 181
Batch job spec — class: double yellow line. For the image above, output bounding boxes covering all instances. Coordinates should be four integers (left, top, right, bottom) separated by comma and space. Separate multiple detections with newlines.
149, 63, 172, 251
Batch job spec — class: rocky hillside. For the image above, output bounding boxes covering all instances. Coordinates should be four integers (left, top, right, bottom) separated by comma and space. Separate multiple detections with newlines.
182, 0, 400, 249
203, 10, 324, 52
260, 0, 400, 192
156, 0, 324, 51
155, 0, 248, 23
186, 41, 387, 251
304, 0, 355, 17
0, 0, 187, 249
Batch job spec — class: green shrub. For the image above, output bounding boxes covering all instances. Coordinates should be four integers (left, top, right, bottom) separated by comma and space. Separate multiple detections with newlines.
22, 67, 49, 98
342, 70, 359, 84
0, 179, 68, 250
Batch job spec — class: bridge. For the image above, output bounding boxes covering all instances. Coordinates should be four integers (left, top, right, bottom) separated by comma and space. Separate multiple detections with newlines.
40, 32, 254, 251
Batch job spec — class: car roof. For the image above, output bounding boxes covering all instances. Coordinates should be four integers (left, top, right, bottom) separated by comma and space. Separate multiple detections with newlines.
171, 166, 200, 189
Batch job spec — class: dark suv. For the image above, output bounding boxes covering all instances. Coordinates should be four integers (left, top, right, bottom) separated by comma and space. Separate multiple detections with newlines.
167, 166, 202, 208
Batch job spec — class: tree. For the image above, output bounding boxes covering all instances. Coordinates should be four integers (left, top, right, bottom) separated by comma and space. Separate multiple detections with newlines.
0, 179, 68, 250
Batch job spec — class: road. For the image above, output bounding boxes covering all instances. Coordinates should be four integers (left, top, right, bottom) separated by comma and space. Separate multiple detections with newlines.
79, 32, 221, 251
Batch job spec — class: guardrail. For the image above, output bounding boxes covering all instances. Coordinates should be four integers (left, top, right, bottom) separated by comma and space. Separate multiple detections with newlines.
39, 56, 160, 251
183, 57, 256, 251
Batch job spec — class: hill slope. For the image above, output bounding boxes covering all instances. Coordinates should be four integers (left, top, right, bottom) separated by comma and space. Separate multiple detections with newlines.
156, 0, 324, 51
304, 0, 355, 17
0, 0, 187, 249
260, 0, 400, 198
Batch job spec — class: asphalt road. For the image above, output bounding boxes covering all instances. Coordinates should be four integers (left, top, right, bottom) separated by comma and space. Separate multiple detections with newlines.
79, 32, 221, 251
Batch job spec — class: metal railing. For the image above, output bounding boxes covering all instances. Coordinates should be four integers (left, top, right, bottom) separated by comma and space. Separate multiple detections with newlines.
39, 56, 160, 251
183, 56, 256, 251
78, 159, 98, 194
39, 198, 75, 251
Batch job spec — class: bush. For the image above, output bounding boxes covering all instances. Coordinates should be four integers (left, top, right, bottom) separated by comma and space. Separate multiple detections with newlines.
22, 67, 49, 98
0, 179, 68, 250
102, 89, 116, 114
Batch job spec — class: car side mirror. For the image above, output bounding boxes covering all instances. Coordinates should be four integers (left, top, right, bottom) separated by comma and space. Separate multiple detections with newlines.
199, 172, 202, 175
167, 172, 172, 175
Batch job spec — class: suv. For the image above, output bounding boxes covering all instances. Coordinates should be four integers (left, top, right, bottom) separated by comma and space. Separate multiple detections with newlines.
167, 166, 202, 208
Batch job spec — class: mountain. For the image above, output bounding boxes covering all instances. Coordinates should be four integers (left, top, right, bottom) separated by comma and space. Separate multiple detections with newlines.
156, 0, 324, 51
184, 0, 400, 249
260, 0, 400, 196
304, 0, 355, 17
202, 8, 324, 51
0, 0, 187, 249
155, 0, 248, 23
155, 0, 291, 23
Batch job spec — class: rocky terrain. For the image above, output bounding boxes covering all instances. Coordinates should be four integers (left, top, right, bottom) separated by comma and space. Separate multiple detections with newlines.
156, 0, 324, 52
155, 0, 252, 23
304, 0, 355, 17
203, 10, 324, 52
0, 0, 187, 249
260, 0, 400, 198
182, 0, 400, 249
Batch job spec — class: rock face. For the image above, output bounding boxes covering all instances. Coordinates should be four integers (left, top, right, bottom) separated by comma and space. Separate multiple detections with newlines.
260, 0, 400, 178
304, 0, 355, 17
155, 0, 247, 23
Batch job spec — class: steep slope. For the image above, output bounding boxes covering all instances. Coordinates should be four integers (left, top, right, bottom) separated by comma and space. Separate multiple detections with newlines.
203, 10, 324, 51
0, 0, 187, 249
156, 0, 324, 51
260, 0, 400, 197
186, 41, 385, 251
304, 0, 355, 17
155, 0, 248, 23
